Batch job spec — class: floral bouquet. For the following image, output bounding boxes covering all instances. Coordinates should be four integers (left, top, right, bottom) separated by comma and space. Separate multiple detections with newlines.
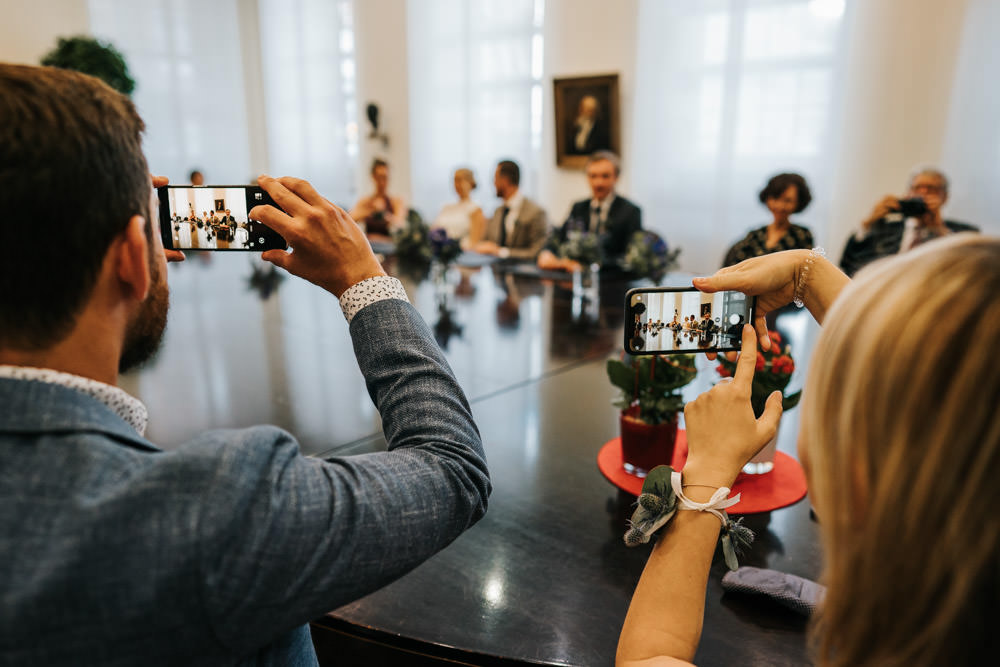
607, 353, 698, 424
559, 229, 602, 267
392, 210, 433, 264
623, 231, 680, 281
716, 330, 801, 418
429, 227, 463, 266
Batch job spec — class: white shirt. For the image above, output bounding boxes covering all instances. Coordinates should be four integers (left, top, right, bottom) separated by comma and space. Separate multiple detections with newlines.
501, 191, 525, 241
0, 365, 148, 435
574, 118, 595, 152
433, 199, 479, 240
589, 193, 616, 232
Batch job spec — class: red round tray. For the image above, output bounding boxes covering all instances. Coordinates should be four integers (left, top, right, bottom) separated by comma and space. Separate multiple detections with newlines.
597, 430, 808, 514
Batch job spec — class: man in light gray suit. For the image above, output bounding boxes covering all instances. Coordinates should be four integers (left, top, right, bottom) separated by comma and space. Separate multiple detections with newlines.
473, 159, 549, 260
0, 65, 489, 666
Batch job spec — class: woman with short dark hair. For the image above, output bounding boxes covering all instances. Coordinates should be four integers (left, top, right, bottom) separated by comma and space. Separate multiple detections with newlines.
722, 173, 815, 267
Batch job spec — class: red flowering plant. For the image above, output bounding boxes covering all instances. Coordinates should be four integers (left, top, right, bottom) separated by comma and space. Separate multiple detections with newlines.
716, 330, 801, 418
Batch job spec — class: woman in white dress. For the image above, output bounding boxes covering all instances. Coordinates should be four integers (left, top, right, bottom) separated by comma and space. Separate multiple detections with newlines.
231, 222, 249, 249
431, 168, 487, 247
176, 217, 193, 248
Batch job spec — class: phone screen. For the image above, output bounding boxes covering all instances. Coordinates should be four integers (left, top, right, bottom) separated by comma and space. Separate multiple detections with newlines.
157, 185, 287, 252
624, 287, 755, 355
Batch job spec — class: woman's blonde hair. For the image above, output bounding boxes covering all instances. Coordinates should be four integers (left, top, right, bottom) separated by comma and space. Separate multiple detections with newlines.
801, 234, 1000, 666
454, 167, 477, 190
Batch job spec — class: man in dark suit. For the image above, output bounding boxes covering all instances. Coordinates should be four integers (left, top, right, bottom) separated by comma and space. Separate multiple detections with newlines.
473, 159, 549, 260
538, 150, 642, 272
840, 167, 978, 276
0, 65, 489, 665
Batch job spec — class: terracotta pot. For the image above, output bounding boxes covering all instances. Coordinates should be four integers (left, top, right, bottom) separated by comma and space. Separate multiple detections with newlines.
620, 405, 678, 477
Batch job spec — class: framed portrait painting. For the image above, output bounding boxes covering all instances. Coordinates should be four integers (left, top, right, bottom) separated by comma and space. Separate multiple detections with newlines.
553, 73, 620, 168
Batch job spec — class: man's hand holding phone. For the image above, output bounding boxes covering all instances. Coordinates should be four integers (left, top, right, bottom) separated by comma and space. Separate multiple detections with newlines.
249, 175, 386, 297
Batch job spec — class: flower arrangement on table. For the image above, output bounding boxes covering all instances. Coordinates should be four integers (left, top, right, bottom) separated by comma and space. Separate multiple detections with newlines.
391, 210, 433, 264
607, 353, 698, 425
428, 227, 463, 266
622, 230, 681, 282
716, 330, 801, 417
558, 229, 603, 268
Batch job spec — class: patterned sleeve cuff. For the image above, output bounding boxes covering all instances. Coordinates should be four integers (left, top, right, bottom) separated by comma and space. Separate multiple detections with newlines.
339, 276, 410, 323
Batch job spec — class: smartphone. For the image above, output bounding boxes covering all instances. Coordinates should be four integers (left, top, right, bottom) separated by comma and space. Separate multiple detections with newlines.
157, 185, 287, 252
624, 286, 756, 355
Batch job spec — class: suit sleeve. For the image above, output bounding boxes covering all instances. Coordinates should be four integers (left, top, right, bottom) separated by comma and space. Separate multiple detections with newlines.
507, 206, 550, 260
196, 299, 490, 652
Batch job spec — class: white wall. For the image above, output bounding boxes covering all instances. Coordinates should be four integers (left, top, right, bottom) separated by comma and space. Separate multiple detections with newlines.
539, 0, 639, 224
353, 0, 412, 206
0, 0, 90, 64
826, 0, 972, 251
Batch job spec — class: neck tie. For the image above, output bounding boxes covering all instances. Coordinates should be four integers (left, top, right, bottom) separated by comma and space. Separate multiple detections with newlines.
591, 205, 602, 233
499, 206, 510, 247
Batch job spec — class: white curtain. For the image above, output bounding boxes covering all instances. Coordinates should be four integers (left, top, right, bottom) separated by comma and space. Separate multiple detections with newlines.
89, 0, 253, 183
940, 0, 1000, 236
257, 0, 359, 206
631, 0, 849, 274
89, 0, 359, 202
406, 0, 545, 221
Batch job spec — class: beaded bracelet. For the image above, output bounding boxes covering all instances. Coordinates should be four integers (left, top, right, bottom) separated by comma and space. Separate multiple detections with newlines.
792, 247, 826, 308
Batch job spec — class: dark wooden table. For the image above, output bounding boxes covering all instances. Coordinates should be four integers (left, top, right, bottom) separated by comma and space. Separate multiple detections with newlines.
126, 254, 822, 666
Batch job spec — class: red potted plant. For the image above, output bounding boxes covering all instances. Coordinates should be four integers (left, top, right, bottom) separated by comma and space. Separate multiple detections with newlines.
607, 353, 697, 476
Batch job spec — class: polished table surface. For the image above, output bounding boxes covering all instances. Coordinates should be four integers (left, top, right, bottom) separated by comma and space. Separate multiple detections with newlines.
125, 254, 822, 666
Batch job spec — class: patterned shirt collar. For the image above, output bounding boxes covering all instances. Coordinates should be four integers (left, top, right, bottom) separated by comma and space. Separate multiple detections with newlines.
0, 365, 148, 436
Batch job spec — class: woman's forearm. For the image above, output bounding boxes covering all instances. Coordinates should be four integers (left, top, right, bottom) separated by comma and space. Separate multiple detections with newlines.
616, 485, 725, 666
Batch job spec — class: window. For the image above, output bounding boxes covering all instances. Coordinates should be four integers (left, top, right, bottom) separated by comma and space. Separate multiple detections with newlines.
406, 0, 545, 220
632, 0, 848, 273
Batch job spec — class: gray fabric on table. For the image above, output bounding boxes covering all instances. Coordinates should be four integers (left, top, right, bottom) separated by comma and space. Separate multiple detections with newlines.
721, 566, 826, 616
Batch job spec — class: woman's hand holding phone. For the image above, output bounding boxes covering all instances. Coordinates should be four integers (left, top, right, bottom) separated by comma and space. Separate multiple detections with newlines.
682, 325, 783, 489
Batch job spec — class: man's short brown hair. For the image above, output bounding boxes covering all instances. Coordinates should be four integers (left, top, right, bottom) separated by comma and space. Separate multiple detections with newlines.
0, 65, 149, 350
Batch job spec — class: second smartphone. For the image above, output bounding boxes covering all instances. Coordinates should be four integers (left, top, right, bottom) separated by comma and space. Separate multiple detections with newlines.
624, 286, 755, 355
157, 185, 288, 252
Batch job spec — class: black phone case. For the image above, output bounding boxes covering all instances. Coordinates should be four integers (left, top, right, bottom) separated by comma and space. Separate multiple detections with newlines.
157, 185, 288, 252
623, 286, 756, 355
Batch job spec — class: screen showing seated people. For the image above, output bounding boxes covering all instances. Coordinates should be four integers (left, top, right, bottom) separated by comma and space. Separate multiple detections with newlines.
624, 288, 754, 355
157, 185, 287, 252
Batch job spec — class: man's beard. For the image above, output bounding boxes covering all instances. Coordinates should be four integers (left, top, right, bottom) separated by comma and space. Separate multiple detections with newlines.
119, 264, 169, 374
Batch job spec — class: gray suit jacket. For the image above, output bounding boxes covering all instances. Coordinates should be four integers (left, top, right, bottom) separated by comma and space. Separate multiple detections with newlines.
485, 196, 549, 260
0, 299, 490, 666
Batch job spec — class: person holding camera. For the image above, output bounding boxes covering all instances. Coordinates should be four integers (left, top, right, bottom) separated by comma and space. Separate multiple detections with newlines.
839, 167, 977, 276
0, 65, 490, 665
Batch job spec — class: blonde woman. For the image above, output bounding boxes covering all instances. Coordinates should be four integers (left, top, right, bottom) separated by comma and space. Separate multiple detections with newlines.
617, 235, 997, 666
431, 168, 487, 246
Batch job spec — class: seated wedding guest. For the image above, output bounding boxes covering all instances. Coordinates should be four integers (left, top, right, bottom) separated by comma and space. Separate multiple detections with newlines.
840, 167, 978, 276
431, 168, 487, 245
350, 158, 406, 236
0, 65, 489, 666
537, 151, 642, 272
473, 159, 548, 260
189, 169, 204, 186
617, 236, 998, 666
723, 172, 815, 268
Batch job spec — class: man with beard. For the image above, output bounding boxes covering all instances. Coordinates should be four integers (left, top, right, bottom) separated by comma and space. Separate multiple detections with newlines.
0, 65, 489, 665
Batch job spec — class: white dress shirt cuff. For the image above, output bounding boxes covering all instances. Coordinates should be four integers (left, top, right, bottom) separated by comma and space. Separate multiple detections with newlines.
339, 276, 410, 323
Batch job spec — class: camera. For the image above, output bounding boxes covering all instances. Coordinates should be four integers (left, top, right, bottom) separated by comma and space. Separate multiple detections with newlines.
896, 197, 928, 218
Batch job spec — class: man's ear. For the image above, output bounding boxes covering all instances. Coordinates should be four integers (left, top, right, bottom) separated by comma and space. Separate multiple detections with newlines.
115, 215, 152, 302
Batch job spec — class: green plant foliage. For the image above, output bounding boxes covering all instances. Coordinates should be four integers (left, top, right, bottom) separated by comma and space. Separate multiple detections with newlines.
558, 230, 602, 266
41, 36, 136, 95
392, 209, 433, 264
606, 353, 697, 424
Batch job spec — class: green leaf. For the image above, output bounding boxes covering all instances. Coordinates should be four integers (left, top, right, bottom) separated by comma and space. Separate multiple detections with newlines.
782, 389, 802, 411
606, 360, 636, 396
722, 534, 739, 571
